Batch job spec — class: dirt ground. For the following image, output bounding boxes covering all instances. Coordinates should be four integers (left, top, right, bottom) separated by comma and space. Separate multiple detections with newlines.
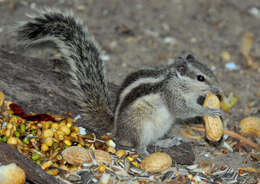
0, 0, 259, 181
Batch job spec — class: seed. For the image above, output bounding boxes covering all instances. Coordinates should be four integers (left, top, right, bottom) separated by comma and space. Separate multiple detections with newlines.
32, 153, 41, 161
51, 123, 59, 130
6, 123, 13, 129
20, 124, 26, 133
41, 161, 52, 170
44, 137, 54, 146
36, 160, 41, 165
64, 139, 72, 146
116, 150, 127, 158
0, 136, 8, 142
107, 147, 116, 154
14, 130, 20, 137
42, 129, 54, 138
42, 121, 51, 129
23, 137, 30, 145
5, 129, 11, 137
60, 126, 71, 135
98, 164, 106, 173
127, 156, 134, 162
7, 137, 18, 145
47, 168, 59, 176
41, 144, 49, 151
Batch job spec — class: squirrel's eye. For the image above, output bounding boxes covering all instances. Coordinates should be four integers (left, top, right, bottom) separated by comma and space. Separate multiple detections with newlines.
197, 75, 205, 82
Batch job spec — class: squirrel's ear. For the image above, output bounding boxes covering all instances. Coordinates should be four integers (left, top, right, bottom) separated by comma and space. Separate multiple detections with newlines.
175, 58, 187, 76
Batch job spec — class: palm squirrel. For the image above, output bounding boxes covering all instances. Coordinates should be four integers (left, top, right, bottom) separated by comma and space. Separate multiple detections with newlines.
16, 9, 222, 156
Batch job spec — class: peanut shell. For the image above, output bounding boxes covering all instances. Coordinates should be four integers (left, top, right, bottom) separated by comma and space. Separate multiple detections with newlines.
62, 146, 112, 165
239, 117, 260, 137
203, 93, 224, 142
140, 152, 172, 172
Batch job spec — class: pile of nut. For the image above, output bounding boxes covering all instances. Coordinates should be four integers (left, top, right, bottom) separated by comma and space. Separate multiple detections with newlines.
0, 91, 175, 183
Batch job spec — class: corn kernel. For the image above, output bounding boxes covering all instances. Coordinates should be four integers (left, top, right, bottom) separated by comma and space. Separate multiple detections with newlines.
6, 123, 13, 129
41, 143, 49, 151
64, 139, 72, 146
70, 132, 78, 139
5, 129, 11, 137
44, 137, 54, 146
98, 164, 106, 173
66, 118, 73, 128
116, 150, 127, 158
41, 161, 52, 170
42, 121, 51, 129
73, 126, 80, 133
131, 161, 139, 167
47, 168, 59, 176
51, 123, 59, 130
7, 137, 18, 145
60, 126, 71, 135
43, 129, 54, 138
9, 116, 18, 124
127, 156, 134, 162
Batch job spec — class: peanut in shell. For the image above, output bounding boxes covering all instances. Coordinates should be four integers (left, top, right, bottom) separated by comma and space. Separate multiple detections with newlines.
203, 93, 224, 142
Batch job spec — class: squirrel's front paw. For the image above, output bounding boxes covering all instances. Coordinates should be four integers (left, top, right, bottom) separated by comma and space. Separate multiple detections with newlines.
203, 107, 223, 117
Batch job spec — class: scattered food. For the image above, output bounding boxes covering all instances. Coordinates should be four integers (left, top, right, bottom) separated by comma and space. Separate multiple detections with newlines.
0, 163, 26, 184
239, 117, 260, 137
220, 93, 238, 112
203, 93, 224, 142
140, 152, 172, 172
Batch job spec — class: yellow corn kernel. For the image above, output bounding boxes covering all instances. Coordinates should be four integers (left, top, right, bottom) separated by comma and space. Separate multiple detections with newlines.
131, 161, 139, 167
47, 168, 59, 176
6, 123, 13, 129
9, 116, 18, 124
41, 161, 52, 170
41, 144, 49, 152
98, 164, 106, 173
44, 137, 54, 146
127, 156, 134, 162
59, 121, 66, 128
5, 129, 12, 137
70, 132, 78, 139
64, 139, 72, 146
42, 121, 51, 129
66, 118, 73, 128
60, 126, 71, 135
42, 129, 54, 138
7, 137, 18, 145
73, 126, 80, 133
51, 123, 59, 130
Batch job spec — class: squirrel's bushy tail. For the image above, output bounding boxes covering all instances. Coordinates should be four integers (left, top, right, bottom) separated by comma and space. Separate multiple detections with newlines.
16, 9, 113, 131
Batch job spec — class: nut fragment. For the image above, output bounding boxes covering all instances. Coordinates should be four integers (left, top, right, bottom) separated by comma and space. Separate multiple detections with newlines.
239, 117, 260, 137
203, 93, 224, 142
140, 152, 172, 172
0, 163, 26, 184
